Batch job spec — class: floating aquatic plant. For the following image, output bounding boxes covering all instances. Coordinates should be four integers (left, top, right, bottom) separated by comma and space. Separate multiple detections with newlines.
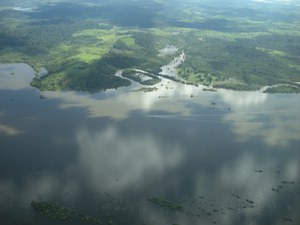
147, 197, 184, 212
31, 201, 103, 224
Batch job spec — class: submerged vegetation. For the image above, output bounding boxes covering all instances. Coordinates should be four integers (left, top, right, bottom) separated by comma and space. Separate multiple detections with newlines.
0, 0, 299, 92
148, 197, 184, 212
31, 201, 102, 224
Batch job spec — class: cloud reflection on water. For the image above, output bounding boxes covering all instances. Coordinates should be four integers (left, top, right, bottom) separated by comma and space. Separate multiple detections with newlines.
220, 90, 268, 109
221, 91, 300, 146
0, 64, 35, 90
45, 79, 300, 147
44, 79, 212, 119
1, 63, 299, 224
0, 124, 24, 135
76, 126, 183, 192
0, 120, 298, 225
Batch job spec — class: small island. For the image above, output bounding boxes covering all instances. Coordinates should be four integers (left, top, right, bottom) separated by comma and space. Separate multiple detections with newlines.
263, 84, 300, 94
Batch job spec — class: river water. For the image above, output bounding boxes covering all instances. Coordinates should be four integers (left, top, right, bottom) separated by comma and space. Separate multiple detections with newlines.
0, 63, 299, 225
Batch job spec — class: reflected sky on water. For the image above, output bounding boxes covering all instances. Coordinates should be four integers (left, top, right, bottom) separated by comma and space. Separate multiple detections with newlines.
0, 64, 299, 225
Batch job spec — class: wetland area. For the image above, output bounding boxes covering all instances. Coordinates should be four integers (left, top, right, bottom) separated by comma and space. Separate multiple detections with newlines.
0, 62, 299, 225
0, 0, 300, 225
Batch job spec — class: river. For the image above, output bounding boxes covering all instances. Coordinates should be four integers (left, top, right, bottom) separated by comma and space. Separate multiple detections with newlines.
0, 63, 299, 225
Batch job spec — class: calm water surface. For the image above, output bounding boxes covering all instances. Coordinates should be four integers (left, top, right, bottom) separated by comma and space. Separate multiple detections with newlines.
0, 64, 299, 225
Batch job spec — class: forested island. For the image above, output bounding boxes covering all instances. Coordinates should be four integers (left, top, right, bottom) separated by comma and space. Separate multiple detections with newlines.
0, 0, 299, 92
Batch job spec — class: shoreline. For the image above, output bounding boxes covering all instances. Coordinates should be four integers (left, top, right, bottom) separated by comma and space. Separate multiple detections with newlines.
1, 62, 299, 94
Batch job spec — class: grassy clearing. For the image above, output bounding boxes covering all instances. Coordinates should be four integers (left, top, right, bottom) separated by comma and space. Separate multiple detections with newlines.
0, 0, 299, 92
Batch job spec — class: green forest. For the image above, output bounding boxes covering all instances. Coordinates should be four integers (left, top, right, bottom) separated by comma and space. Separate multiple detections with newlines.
0, 0, 299, 92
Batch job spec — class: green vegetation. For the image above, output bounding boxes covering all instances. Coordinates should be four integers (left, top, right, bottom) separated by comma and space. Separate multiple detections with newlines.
176, 32, 300, 90
0, 0, 299, 92
132, 87, 158, 92
31, 201, 102, 224
122, 69, 161, 85
263, 85, 300, 94
203, 87, 217, 92
148, 197, 184, 212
